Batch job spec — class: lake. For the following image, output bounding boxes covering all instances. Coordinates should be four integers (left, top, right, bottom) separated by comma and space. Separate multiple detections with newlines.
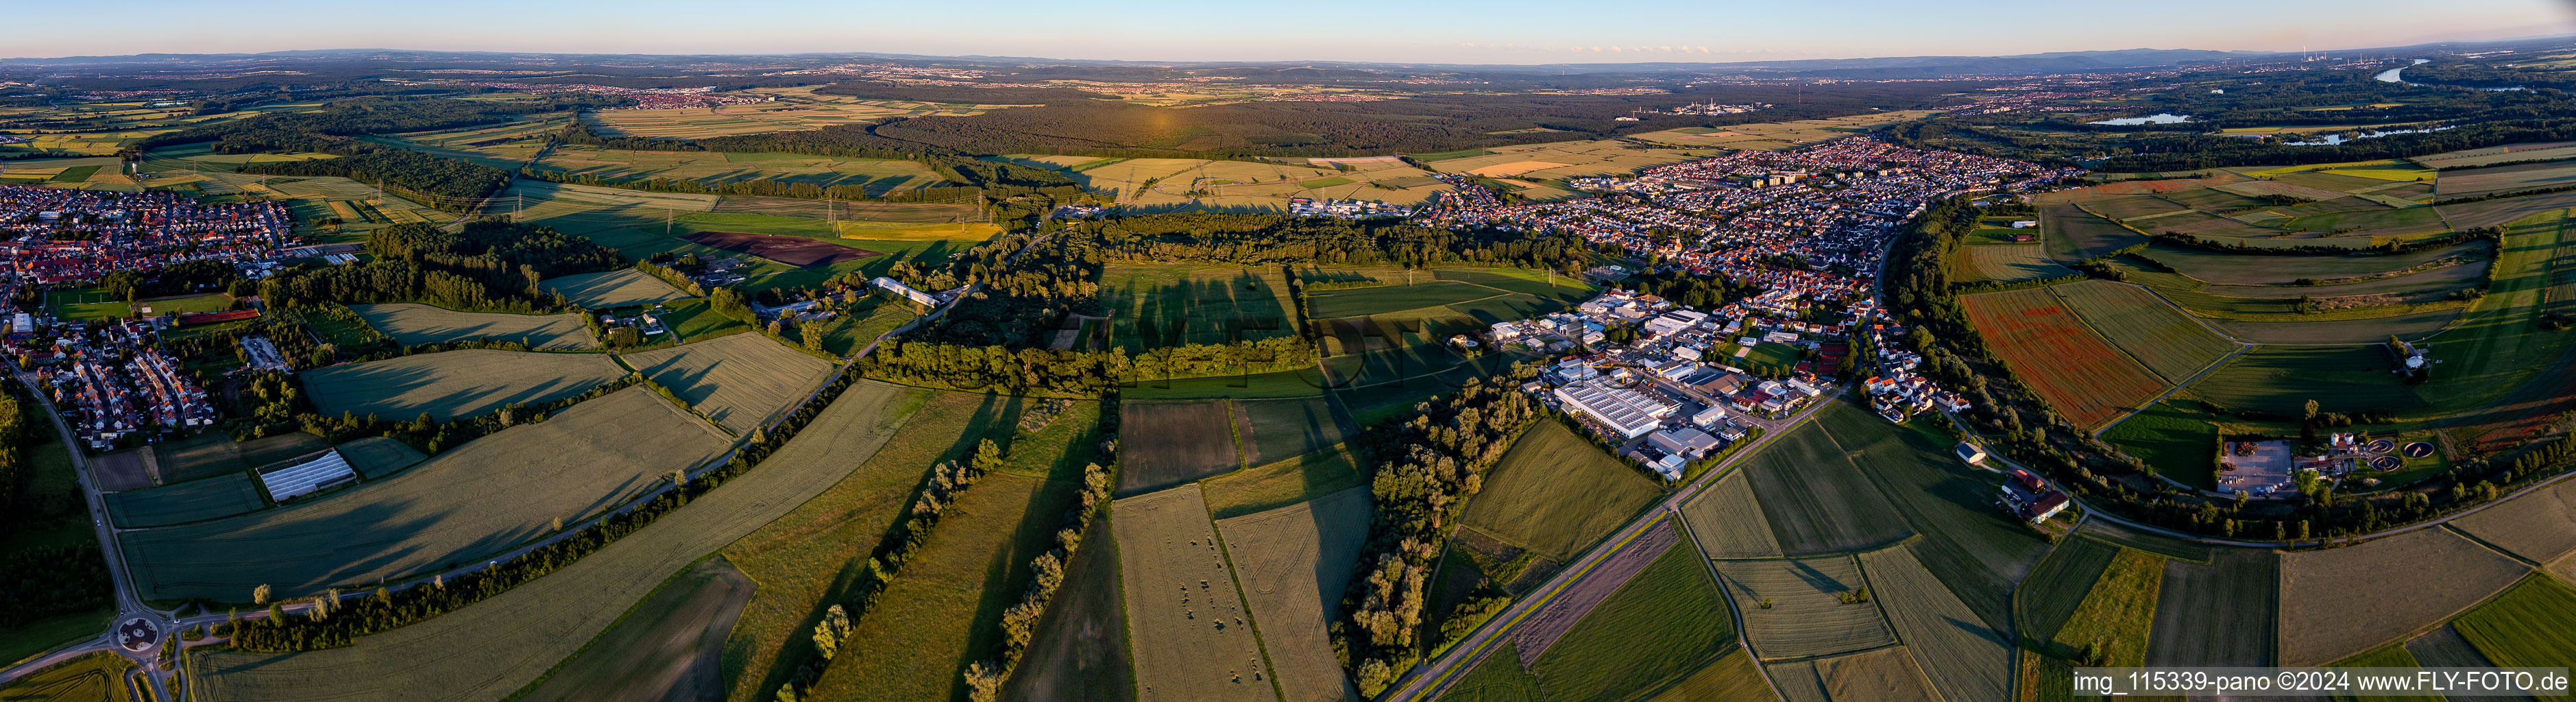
2089, 113, 2192, 125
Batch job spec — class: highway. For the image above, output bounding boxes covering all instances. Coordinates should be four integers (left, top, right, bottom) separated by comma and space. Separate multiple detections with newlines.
1383, 390, 1840, 702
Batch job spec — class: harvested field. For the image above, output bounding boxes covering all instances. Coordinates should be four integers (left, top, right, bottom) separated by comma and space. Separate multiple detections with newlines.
1738, 423, 1911, 555
516, 558, 751, 702
102, 473, 265, 528
622, 332, 834, 432
1508, 519, 1680, 664
189, 381, 916, 702
1764, 660, 1833, 702
679, 230, 879, 266
1200, 446, 1365, 520
1528, 536, 1735, 702
1117, 400, 1243, 494
1215, 487, 1371, 702
2141, 240, 2490, 286
1230, 396, 1348, 467
348, 303, 595, 350
2019, 537, 2120, 643
1111, 485, 1275, 702
2416, 141, 2576, 169
1640, 649, 1771, 702
2437, 189, 2576, 230
337, 437, 428, 480
1718, 554, 1895, 659
538, 269, 690, 308
2146, 546, 2280, 668
2279, 528, 2531, 665
2451, 481, 2576, 564
1460, 421, 1664, 561
123, 388, 729, 603
2052, 280, 2237, 383
0, 652, 134, 702
1679, 472, 1782, 559
1961, 287, 2166, 430
1813, 646, 1943, 702
2438, 160, 2576, 199
1860, 547, 2012, 702
300, 349, 628, 422
2451, 574, 2576, 677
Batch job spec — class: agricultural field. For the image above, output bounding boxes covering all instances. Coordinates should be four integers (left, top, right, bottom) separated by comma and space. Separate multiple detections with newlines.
1117, 400, 1245, 494
1110, 485, 1276, 702
1858, 547, 2012, 702
145, 432, 333, 485
1420, 139, 1718, 180
2039, 202, 2148, 263
516, 558, 751, 702
0, 652, 135, 702
1766, 648, 1941, 702
2449, 574, 2576, 677
1000, 513, 1134, 702
338, 436, 426, 479
1458, 421, 1664, 561
1228, 396, 1350, 468
1679, 472, 1782, 559
347, 303, 596, 350
1956, 243, 2068, 283
2414, 208, 2576, 414
1304, 280, 1507, 319
530, 143, 941, 196
299, 348, 629, 422
189, 380, 917, 702
1437, 640, 1542, 702
539, 269, 692, 308
621, 332, 835, 432
1960, 287, 2167, 430
1099, 264, 1301, 350
1716, 555, 1895, 659
2103, 401, 2221, 490
1025, 155, 1455, 211
508, 181, 983, 291
2045, 548, 2166, 667
2052, 280, 2239, 383
1638, 649, 1771, 702
2451, 480, 2576, 564
1817, 402, 2048, 628
2145, 546, 2279, 668
123, 387, 728, 603
2140, 239, 2490, 286
2018, 537, 2120, 644
1625, 110, 1934, 151
2183, 345, 2424, 417
580, 86, 1020, 138
803, 417, 1094, 701
1200, 447, 1365, 520
101, 472, 266, 529
2277, 528, 2531, 665
1525, 539, 1736, 702
1737, 422, 1914, 555
1214, 487, 1372, 702
2437, 159, 2576, 199
2415, 141, 2576, 169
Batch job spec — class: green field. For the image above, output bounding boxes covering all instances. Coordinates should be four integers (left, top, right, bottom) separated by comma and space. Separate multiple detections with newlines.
1738, 422, 1912, 555
1859, 546, 2014, 702
511, 182, 984, 292
124, 388, 728, 603
1438, 640, 1542, 702
1528, 538, 1736, 702
2451, 575, 2576, 679
0, 652, 134, 701
2017, 536, 2119, 647
1679, 472, 1783, 559
2054, 280, 2238, 383
622, 332, 835, 432
1819, 401, 2045, 629
0, 434, 112, 667
1230, 396, 1350, 467
2047, 547, 2165, 667
2187, 345, 2425, 417
1200, 446, 1365, 520
189, 380, 918, 702
1957, 243, 2067, 283
300, 349, 630, 422
101, 472, 266, 528
516, 558, 751, 702
45, 288, 130, 322
1099, 263, 1301, 350
1305, 280, 1508, 319
348, 303, 597, 350
2104, 402, 2221, 490
134, 293, 236, 315
1458, 422, 1664, 561
2414, 207, 2576, 413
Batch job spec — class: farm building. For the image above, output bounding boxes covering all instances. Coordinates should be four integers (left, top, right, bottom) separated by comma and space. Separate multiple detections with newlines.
2000, 469, 2069, 523
870, 276, 938, 307
1553, 379, 1674, 439
1956, 442, 1987, 465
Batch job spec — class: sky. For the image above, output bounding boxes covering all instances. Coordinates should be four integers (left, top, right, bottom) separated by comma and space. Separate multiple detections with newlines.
5, 0, 2571, 64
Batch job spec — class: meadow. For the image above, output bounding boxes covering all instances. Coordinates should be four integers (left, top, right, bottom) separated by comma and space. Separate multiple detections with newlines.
2183, 343, 2424, 418
348, 303, 596, 350
2277, 528, 2530, 666
2103, 401, 2221, 490
1961, 287, 2167, 430
1737, 424, 1911, 555
299, 349, 629, 422
1719, 553, 1894, 659
622, 332, 836, 432
123, 388, 729, 603
1526, 539, 1736, 702
189, 381, 916, 702
1678, 472, 1783, 559
1110, 484, 1277, 702
2017, 537, 2119, 646
1229, 396, 1349, 468
1099, 264, 1301, 350
539, 269, 692, 308
2450, 575, 2576, 678
1459, 422, 1664, 561
101, 472, 267, 529
1213, 487, 1372, 702
1199, 446, 1366, 520
1304, 280, 1509, 320
2039, 203, 2148, 262
2045, 547, 2165, 667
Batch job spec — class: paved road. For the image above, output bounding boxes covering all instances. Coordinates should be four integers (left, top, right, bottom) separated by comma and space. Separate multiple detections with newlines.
1385, 391, 1838, 702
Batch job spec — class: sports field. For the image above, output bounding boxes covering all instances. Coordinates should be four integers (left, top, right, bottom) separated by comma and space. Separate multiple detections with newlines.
1214, 487, 1372, 702
1717, 555, 1895, 659
123, 387, 728, 602
2052, 280, 2238, 383
300, 349, 629, 422
348, 303, 596, 350
1100, 264, 1301, 350
1111, 484, 1276, 702
622, 332, 835, 432
189, 381, 918, 702
539, 269, 692, 308
1960, 287, 2167, 430
1459, 421, 1664, 561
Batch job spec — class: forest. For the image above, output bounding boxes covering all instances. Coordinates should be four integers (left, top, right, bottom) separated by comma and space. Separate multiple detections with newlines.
260, 220, 616, 313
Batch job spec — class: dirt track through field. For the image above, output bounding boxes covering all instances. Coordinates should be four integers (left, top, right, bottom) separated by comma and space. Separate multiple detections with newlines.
1508, 518, 1679, 665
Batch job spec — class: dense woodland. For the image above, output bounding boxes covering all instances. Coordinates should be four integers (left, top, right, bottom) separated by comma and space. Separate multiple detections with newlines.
259, 220, 613, 313
138, 96, 615, 203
